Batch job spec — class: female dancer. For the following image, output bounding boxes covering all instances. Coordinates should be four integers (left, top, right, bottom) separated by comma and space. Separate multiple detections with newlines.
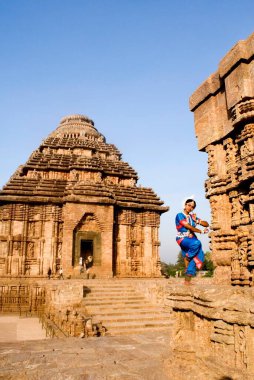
175, 198, 209, 284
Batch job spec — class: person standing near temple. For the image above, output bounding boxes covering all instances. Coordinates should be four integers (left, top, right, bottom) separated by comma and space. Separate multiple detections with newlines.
47, 267, 52, 280
175, 198, 209, 284
59, 267, 64, 280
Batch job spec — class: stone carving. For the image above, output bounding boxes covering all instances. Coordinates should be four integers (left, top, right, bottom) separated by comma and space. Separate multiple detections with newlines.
190, 32, 254, 287
239, 194, 250, 224
231, 196, 240, 225
70, 169, 79, 180
166, 285, 254, 379
28, 222, 35, 237
224, 137, 238, 170
209, 196, 219, 229
27, 242, 34, 258
241, 139, 252, 158
58, 223, 63, 238
206, 145, 217, 177
57, 243, 62, 257
13, 241, 21, 256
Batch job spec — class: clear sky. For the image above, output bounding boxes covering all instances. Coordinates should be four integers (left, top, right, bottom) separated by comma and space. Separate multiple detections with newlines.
0, 0, 253, 263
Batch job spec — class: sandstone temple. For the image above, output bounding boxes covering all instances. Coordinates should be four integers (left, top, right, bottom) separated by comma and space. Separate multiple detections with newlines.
0, 115, 168, 278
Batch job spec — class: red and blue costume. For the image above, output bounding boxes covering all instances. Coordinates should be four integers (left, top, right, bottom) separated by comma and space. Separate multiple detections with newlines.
175, 212, 204, 276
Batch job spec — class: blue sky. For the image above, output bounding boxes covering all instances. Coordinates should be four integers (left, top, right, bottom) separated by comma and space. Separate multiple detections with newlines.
0, 0, 253, 263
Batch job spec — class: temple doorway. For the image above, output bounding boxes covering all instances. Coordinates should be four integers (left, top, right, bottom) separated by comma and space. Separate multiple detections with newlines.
80, 240, 93, 268
73, 230, 102, 270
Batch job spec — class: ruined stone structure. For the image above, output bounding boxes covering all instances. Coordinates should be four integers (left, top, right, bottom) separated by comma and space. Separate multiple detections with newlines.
0, 115, 168, 278
166, 284, 254, 380
190, 32, 254, 286
165, 33, 254, 380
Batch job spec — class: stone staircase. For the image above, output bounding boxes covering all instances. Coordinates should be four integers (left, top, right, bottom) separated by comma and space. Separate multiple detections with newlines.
81, 280, 173, 336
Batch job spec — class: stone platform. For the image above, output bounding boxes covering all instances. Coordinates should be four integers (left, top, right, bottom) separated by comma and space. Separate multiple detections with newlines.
0, 315, 48, 342
1, 281, 253, 379
0, 330, 172, 380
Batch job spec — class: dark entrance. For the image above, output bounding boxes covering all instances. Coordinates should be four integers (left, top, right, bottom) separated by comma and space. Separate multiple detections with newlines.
80, 240, 93, 263
73, 231, 101, 268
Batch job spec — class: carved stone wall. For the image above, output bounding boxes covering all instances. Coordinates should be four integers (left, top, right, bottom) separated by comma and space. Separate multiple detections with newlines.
0, 204, 62, 277
165, 285, 254, 379
190, 32, 254, 286
0, 115, 168, 278
114, 210, 161, 277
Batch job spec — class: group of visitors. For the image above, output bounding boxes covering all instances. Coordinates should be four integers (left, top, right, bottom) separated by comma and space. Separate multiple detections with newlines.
47, 267, 64, 280
79, 255, 93, 277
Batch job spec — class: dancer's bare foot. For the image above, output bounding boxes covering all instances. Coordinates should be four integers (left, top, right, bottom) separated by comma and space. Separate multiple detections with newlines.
184, 276, 193, 285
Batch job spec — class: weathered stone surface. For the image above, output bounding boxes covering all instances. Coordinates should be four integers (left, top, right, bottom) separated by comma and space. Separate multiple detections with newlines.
0, 115, 168, 279
0, 330, 172, 380
0, 315, 47, 342
165, 284, 254, 379
190, 32, 254, 287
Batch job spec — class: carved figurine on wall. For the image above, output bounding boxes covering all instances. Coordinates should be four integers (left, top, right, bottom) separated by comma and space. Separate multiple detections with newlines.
240, 139, 252, 158
239, 239, 248, 268
231, 251, 241, 279
224, 138, 237, 169
27, 242, 34, 258
28, 222, 35, 237
175, 198, 209, 285
231, 197, 240, 225
210, 196, 219, 228
13, 241, 21, 255
207, 145, 217, 177
239, 194, 250, 223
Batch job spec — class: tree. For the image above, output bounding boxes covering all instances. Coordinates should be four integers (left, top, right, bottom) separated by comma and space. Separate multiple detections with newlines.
162, 250, 214, 278
175, 251, 185, 271
203, 251, 214, 277
160, 261, 176, 277
161, 251, 185, 278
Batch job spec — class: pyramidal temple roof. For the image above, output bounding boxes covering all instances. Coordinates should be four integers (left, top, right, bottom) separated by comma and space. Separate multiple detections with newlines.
52, 114, 102, 139
0, 115, 168, 212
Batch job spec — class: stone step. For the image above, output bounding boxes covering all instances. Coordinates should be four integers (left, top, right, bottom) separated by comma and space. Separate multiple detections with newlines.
80, 281, 172, 336
84, 296, 147, 305
83, 290, 138, 294
107, 325, 172, 336
84, 288, 144, 293
82, 280, 139, 284
104, 319, 172, 328
84, 294, 145, 300
83, 289, 139, 295
89, 306, 170, 314
83, 286, 137, 291
84, 302, 160, 309
92, 314, 171, 324
86, 309, 170, 318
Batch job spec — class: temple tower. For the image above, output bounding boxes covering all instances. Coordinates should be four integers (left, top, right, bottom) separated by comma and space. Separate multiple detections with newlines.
0, 115, 168, 278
